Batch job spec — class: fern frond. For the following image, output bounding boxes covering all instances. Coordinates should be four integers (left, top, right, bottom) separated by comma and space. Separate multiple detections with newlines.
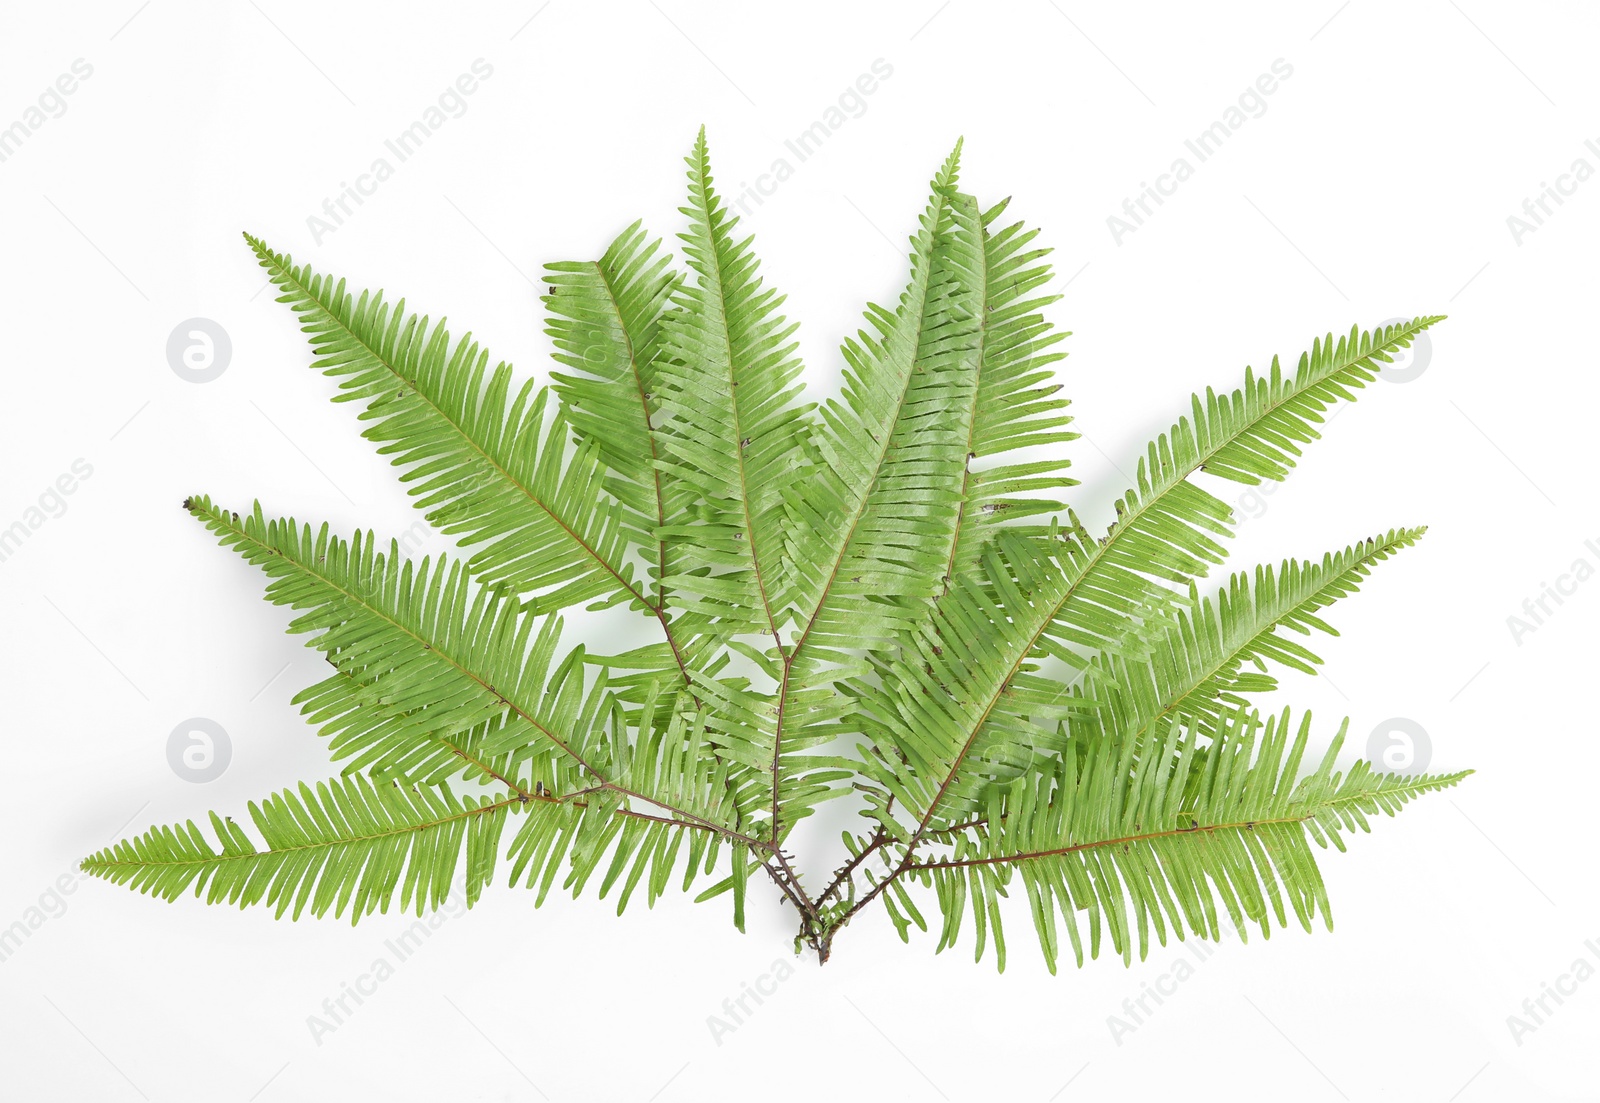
905, 709, 1468, 972
852, 532, 1078, 832
82, 768, 732, 923
85, 144, 1465, 969
506, 684, 752, 919
295, 663, 528, 788
1049, 317, 1444, 658
876, 526, 1427, 844
766, 174, 1079, 844
245, 234, 643, 618
854, 320, 1443, 841
761, 147, 986, 840
940, 196, 1077, 582
651, 129, 809, 641
545, 223, 688, 613
1070, 526, 1428, 747
179, 496, 755, 845
784, 143, 979, 643
81, 776, 517, 921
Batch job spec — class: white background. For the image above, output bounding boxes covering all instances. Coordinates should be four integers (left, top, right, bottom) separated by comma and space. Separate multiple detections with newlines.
1, 2, 1595, 1100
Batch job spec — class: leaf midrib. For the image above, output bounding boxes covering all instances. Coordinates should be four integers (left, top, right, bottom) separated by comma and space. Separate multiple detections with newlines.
588, 258, 696, 688
85, 794, 520, 871
939, 205, 992, 591
686, 158, 784, 649
912, 773, 1466, 870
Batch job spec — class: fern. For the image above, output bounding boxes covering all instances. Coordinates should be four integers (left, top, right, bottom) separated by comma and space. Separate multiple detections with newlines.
83, 131, 1469, 971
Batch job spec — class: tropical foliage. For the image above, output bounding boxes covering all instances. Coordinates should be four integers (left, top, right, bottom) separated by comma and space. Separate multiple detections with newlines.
83, 132, 1468, 970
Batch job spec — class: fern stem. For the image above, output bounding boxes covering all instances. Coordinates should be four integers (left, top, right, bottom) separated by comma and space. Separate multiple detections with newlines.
813, 823, 891, 911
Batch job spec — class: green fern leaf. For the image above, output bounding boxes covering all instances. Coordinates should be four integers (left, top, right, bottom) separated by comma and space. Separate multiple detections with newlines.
940, 196, 1078, 583
544, 222, 687, 610
245, 234, 644, 618
83, 139, 1467, 971
849, 320, 1443, 843
651, 127, 809, 642
80, 776, 517, 921
905, 709, 1469, 973
1071, 527, 1428, 744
